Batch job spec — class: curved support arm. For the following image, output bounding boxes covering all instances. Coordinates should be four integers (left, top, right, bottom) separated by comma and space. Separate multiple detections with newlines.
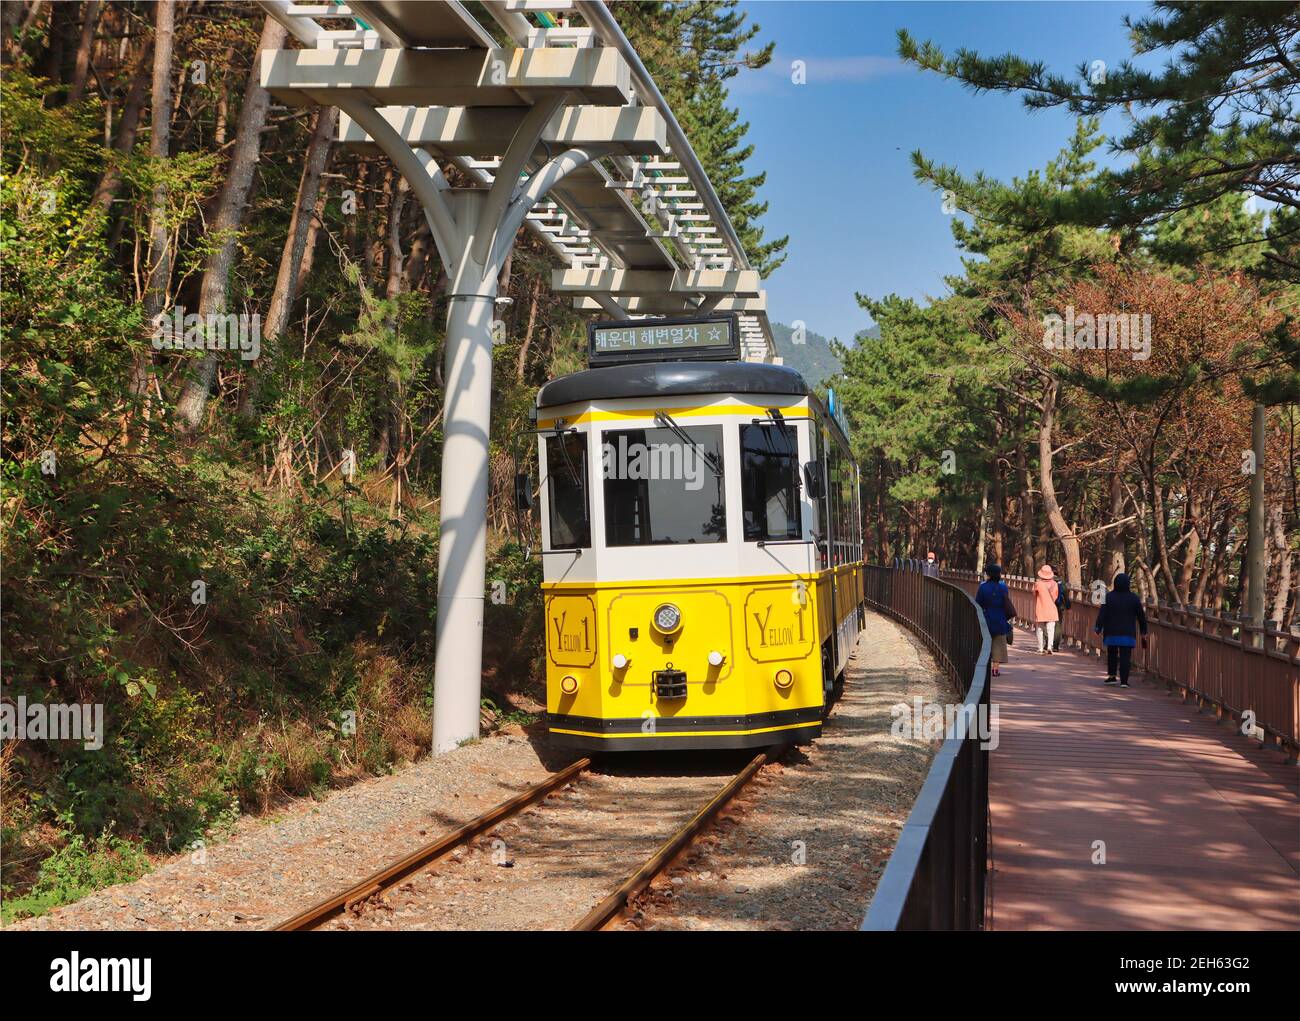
326, 93, 460, 272
473, 93, 568, 268
490, 145, 612, 273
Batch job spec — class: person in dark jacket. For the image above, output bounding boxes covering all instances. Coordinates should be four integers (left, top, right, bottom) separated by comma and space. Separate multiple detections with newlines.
1093, 573, 1148, 687
975, 564, 1013, 676
923, 551, 940, 578
1051, 567, 1070, 651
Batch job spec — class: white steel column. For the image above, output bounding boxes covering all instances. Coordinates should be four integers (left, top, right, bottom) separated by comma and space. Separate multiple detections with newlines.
434, 260, 495, 753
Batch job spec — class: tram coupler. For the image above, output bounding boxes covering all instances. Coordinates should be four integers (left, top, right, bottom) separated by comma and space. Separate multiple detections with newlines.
653, 666, 688, 700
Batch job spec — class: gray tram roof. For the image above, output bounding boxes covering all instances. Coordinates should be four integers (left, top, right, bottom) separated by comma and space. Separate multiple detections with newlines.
536, 360, 855, 453
536, 360, 810, 409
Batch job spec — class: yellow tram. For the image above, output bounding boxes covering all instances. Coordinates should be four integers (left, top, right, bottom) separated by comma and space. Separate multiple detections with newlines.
533, 317, 864, 750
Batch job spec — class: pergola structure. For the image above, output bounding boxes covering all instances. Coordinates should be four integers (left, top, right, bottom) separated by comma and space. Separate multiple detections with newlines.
258, 0, 774, 752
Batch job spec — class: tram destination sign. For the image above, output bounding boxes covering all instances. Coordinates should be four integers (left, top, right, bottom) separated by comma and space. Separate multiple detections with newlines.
587, 313, 740, 367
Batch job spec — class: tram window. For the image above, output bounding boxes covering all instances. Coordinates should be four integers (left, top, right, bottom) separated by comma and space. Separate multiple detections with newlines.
829, 445, 843, 565
602, 425, 726, 546
544, 433, 590, 549
740, 424, 801, 542
839, 458, 852, 565
812, 427, 828, 569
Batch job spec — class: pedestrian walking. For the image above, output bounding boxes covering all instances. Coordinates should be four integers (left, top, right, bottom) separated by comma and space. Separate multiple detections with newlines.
1032, 565, 1060, 655
1093, 572, 1148, 688
1052, 566, 1070, 650
923, 551, 940, 578
975, 564, 1015, 677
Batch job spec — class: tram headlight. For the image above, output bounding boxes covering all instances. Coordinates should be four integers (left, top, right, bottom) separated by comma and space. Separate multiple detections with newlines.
652, 603, 683, 635
774, 668, 794, 690
560, 675, 579, 695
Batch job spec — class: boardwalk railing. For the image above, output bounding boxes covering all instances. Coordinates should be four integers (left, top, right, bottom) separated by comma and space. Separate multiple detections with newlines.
860, 563, 991, 931
944, 570, 1300, 759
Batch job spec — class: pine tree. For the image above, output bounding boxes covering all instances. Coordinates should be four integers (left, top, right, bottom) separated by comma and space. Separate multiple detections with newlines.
898, 2, 1299, 402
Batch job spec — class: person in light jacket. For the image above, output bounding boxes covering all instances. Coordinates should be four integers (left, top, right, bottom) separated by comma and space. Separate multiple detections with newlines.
1032, 565, 1060, 655
1093, 572, 1148, 688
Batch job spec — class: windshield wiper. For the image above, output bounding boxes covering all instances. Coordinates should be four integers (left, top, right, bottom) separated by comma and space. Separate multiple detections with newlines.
653, 411, 723, 478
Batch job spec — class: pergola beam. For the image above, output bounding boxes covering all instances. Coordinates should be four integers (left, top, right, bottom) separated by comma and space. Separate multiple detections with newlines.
552, 267, 762, 296
570, 293, 766, 313
262, 46, 633, 107
337, 105, 668, 157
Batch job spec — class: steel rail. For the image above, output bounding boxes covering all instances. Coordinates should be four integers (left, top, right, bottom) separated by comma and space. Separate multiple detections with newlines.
571, 745, 786, 931
269, 757, 591, 931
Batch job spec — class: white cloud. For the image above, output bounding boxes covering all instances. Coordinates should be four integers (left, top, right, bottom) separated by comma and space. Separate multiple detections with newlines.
732, 54, 905, 94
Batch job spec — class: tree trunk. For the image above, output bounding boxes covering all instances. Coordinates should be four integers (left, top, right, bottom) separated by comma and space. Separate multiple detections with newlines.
1105, 470, 1126, 582
176, 16, 288, 432
41, 0, 71, 89
93, 41, 148, 219
296, 185, 328, 296
1, 1, 27, 65
515, 274, 542, 381
1176, 491, 1201, 605
1015, 405, 1035, 576
66, 0, 100, 104
132, 0, 175, 410
1245, 403, 1267, 632
401, 220, 433, 293
991, 401, 1005, 566
238, 105, 337, 421
1144, 460, 1182, 605
1268, 500, 1292, 628
1038, 380, 1082, 586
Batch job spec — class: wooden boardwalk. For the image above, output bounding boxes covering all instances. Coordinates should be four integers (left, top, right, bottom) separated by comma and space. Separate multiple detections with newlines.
988, 636, 1300, 930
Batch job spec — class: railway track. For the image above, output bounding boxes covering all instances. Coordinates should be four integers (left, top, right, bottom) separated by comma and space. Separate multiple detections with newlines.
572, 746, 783, 930
270, 757, 591, 931
269, 747, 784, 932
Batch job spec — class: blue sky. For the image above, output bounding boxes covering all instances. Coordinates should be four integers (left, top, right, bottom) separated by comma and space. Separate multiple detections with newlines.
730, 0, 1153, 344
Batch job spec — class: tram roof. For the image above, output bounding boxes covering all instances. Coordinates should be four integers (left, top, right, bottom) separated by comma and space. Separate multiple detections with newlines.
537, 359, 807, 408
537, 361, 856, 454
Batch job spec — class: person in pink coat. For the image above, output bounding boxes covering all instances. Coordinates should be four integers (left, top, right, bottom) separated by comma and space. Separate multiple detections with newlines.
1032, 565, 1061, 654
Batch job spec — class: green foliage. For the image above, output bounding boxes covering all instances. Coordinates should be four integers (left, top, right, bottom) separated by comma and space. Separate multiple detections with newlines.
839, 294, 1003, 508
0, 66, 101, 178
1, 821, 151, 924
897, 4, 1299, 222
897, 3, 1298, 402
483, 542, 545, 681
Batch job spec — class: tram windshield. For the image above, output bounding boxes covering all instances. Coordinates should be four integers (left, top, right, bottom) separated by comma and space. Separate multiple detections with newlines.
602, 425, 727, 546
740, 423, 801, 541
544, 432, 590, 549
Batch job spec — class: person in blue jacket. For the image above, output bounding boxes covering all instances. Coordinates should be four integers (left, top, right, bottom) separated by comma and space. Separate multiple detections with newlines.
975, 564, 1013, 676
1093, 572, 1148, 687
